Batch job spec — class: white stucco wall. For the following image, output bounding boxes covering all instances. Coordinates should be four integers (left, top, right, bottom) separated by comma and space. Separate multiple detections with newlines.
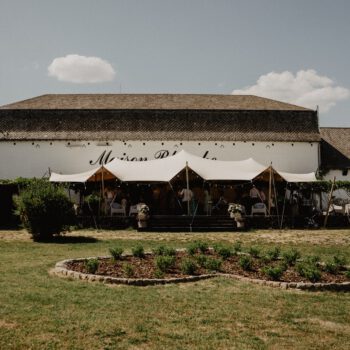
0, 140, 319, 179
323, 169, 350, 181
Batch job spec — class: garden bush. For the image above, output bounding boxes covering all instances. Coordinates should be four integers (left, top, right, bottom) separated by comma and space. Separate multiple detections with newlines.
109, 247, 124, 260
153, 245, 176, 256
248, 246, 261, 258
282, 248, 301, 266
345, 270, 350, 278
265, 247, 280, 261
85, 192, 100, 215
296, 262, 321, 282
216, 246, 232, 260
195, 254, 208, 267
204, 257, 222, 271
123, 263, 135, 277
324, 261, 338, 274
333, 255, 347, 267
262, 265, 284, 281
187, 241, 208, 255
155, 256, 176, 272
239, 255, 253, 271
14, 179, 76, 240
324, 255, 347, 274
85, 258, 99, 274
154, 269, 164, 279
233, 241, 242, 253
132, 244, 145, 258
181, 259, 197, 275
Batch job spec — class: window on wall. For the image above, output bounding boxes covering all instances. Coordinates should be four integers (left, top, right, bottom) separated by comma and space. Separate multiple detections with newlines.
342, 169, 349, 176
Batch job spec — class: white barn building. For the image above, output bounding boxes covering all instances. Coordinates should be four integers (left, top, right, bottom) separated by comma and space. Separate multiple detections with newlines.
0, 94, 321, 179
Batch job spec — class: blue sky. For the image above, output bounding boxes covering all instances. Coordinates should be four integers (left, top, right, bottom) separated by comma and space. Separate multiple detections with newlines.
0, 0, 349, 126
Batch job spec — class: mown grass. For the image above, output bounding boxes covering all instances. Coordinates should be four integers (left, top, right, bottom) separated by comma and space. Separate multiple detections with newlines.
0, 229, 349, 349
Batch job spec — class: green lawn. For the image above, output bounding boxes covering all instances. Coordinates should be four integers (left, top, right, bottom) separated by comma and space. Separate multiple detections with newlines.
0, 229, 349, 349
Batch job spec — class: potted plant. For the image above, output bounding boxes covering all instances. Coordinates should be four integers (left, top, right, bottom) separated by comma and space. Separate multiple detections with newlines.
137, 204, 150, 228
228, 203, 245, 228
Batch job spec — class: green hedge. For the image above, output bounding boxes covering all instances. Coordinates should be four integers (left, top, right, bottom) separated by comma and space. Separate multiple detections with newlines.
14, 179, 76, 240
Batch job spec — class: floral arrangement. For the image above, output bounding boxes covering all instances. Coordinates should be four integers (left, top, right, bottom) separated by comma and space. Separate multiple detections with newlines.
227, 203, 245, 215
137, 204, 150, 228
138, 204, 150, 215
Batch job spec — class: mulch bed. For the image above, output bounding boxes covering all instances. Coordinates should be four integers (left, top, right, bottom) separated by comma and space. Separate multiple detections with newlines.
66, 251, 350, 283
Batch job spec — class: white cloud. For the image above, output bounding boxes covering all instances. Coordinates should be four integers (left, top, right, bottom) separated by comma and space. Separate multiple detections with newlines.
48, 54, 115, 83
232, 70, 350, 112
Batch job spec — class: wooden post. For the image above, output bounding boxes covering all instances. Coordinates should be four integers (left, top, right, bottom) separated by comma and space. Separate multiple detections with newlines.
185, 161, 190, 216
268, 165, 272, 215
323, 176, 336, 228
101, 166, 105, 215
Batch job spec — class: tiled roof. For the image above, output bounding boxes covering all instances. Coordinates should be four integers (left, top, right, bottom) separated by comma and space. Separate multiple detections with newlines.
0, 109, 319, 142
0, 94, 311, 111
320, 127, 350, 169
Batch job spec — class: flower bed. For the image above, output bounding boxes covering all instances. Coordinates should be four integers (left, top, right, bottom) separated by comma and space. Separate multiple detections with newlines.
52, 242, 350, 290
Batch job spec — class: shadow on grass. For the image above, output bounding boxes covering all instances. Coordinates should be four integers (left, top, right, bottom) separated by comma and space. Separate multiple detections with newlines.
34, 236, 99, 244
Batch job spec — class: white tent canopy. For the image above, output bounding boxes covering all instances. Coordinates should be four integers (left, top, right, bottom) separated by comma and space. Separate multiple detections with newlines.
276, 170, 317, 183
49, 150, 317, 183
104, 150, 268, 182
49, 166, 116, 183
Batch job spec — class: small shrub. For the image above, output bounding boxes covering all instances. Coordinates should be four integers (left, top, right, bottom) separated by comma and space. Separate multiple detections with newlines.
197, 241, 209, 253
239, 255, 252, 271
333, 255, 347, 267
324, 261, 338, 274
14, 179, 76, 240
109, 247, 124, 260
324, 255, 347, 274
152, 245, 166, 256
155, 256, 176, 272
265, 247, 280, 261
123, 263, 135, 277
216, 246, 232, 260
233, 241, 242, 253
85, 258, 99, 274
304, 255, 320, 266
187, 242, 198, 256
154, 269, 164, 279
204, 257, 222, 271
262, 265, 284, 281
181, 259, 197, 275
196, 254, 208, 267
345, 270, 350, 278
296, 263, 321, 282
164, 247, 176, 256
132, 244, 145, 258
187, 241, 208, 255
152, 245, 176, 256
282, 248, 301, 266
248, 246, 261, 258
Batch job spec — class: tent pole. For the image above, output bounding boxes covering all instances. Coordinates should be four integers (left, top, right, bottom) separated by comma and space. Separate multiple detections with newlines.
185, 161, 190, 216
280, 183, 288, 229
272, 169, 279, 227
101, 166, 105, 216
324, 176, 336, 228
268, 164, 272, 215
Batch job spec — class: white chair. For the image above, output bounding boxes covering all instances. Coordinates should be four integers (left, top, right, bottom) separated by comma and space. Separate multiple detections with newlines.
129, 205, 138, 216
110, 195, 126, 216
251, 203, 267, 216
345, 204, 350, 216
110, 201, 126, 216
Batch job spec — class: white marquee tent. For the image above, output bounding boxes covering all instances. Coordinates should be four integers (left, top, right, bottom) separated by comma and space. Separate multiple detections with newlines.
49, 150, 317, 183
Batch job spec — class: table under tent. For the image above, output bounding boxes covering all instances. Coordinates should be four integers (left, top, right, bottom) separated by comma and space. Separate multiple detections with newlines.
50, 150, 331, 231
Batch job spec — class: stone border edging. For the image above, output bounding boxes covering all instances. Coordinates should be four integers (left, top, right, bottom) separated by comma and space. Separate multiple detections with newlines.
51, 256, 350, 291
